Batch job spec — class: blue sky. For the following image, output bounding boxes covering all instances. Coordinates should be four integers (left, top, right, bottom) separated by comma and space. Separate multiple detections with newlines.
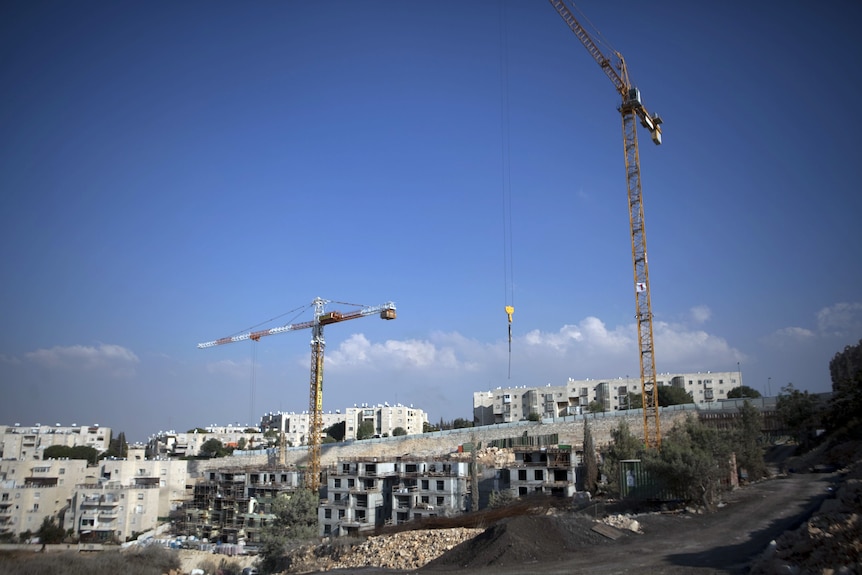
2, 1, 860, 443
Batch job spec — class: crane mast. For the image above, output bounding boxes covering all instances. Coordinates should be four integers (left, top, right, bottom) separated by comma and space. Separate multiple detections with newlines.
549, 0, 663, 448
198, 297, 397, 489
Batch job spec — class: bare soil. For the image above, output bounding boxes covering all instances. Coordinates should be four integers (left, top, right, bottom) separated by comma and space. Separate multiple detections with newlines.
323, 471, 837, 575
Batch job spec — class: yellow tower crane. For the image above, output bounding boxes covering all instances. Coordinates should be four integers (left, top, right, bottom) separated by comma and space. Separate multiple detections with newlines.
198, 297, 397, 489
549, 0, 664, 448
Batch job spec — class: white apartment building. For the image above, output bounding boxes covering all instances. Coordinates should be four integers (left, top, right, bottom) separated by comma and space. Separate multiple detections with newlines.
0, 458, 92, 540
147, 425, 264, 458
261, 404, 428, 446
474, 371, 743, 425
68, 483, 161, 543
1, 424, 111, 461
0, 446, 190, 543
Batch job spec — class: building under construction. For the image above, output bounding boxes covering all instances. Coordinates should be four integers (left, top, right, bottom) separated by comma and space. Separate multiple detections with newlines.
175, 466, 302, 547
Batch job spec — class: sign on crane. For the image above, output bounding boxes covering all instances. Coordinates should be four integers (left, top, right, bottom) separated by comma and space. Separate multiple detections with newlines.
198, 297, 397, 490
549, 0, 664, 448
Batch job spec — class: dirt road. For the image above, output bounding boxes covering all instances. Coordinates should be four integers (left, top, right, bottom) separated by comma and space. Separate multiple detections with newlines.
326, 471, 837, 575
442, 472, 836, 575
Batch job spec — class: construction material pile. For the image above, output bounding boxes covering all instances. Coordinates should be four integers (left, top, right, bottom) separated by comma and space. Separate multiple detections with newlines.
281, 527, 484, 572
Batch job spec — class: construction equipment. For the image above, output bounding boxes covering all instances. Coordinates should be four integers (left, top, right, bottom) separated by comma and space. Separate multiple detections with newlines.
198, 297, 397, 489
549, 0, 663, 448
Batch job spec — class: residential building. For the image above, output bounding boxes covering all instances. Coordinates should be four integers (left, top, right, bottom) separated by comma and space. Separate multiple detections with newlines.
0, 458, 92, 540
1, 424, 111, 461
505, 446, 577, 498
146, 425, 264, 458
68, 482, 161, 543
318, 457, 469, 537
474, 371, 743, 424
261, 403, 428, 445
177, 467, 302, 547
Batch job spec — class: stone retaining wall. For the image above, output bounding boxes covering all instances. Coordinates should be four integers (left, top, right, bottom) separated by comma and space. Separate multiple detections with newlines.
189, 407, 694, 477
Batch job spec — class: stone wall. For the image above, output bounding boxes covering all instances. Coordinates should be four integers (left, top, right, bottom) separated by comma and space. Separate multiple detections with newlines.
187, 408, 694, 478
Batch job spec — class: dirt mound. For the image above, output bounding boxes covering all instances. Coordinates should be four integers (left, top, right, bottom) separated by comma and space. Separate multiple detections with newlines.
425, 512, 614, 570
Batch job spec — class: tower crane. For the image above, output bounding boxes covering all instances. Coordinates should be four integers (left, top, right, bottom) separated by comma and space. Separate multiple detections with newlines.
198, 297, 397, 490
549, 0, 663, 448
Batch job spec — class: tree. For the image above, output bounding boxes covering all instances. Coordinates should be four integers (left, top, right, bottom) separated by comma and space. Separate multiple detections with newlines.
323, 422, 346, 442
777, 383, 822, 448
648, 415, 733, 510
728, 386, 762, 399
37, 516, 65, 544
453, 418, 474, 429
187, 427, 208, 434
423, 421, 440, 433
527, 412, 541, 422
356, 421, 375, 440
103, 431, 128, 459
237, 437, 247, 451
392, 427, 407, 436
628, 386, 693, 408
243, 427, 259, 433
599, 418, 643, 496
43, 445, 99, 465
587, 400, 605, 414
259, 489, 319, 573
582, 419, 598, 494
200, 438, 231, 458
828, 339, 862, 439
732, 400, 767, 482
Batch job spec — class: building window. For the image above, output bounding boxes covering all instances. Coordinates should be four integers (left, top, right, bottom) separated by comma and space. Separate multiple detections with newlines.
137, 493, 144, 500
59, 468, 65, 475
334, 478, 341, 488
436, 497, 445, 506
436, 480, 444, 491
324, 509, 332, 519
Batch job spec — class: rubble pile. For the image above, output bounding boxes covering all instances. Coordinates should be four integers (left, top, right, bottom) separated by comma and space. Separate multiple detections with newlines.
750, 449, 862, 575
601, 513, 642, 533
282, 527, 484, 572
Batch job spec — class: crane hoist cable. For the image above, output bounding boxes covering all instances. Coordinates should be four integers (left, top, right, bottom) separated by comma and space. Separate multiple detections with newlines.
249, 340, 257, 430
499, 0, 515, 378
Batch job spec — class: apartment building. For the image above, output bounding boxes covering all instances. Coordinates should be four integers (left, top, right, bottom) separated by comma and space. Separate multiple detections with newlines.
177, 467, 302, 546
96, 446, 189, 518
146, 425, 264, 458
259, 412, 347, 448
1, 424, 111, 461
0, 458, 92, 540
68, 482, 161, 543
505, 446, 577, 498
318, 457, 469, 537
474, 371, 743, 425
261, 403, 428, 446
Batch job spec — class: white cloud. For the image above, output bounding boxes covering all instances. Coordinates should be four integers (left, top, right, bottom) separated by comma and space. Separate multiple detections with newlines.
205, 359, 252, 379
654, 320, 744, 367
816, 302, 862, 336
326, 333, 474, 371
763, 301, 862, 346
689, 305, 712, 324
763, 326, 817, 346
323, 315, 744, 388
24, 343, 139, 377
